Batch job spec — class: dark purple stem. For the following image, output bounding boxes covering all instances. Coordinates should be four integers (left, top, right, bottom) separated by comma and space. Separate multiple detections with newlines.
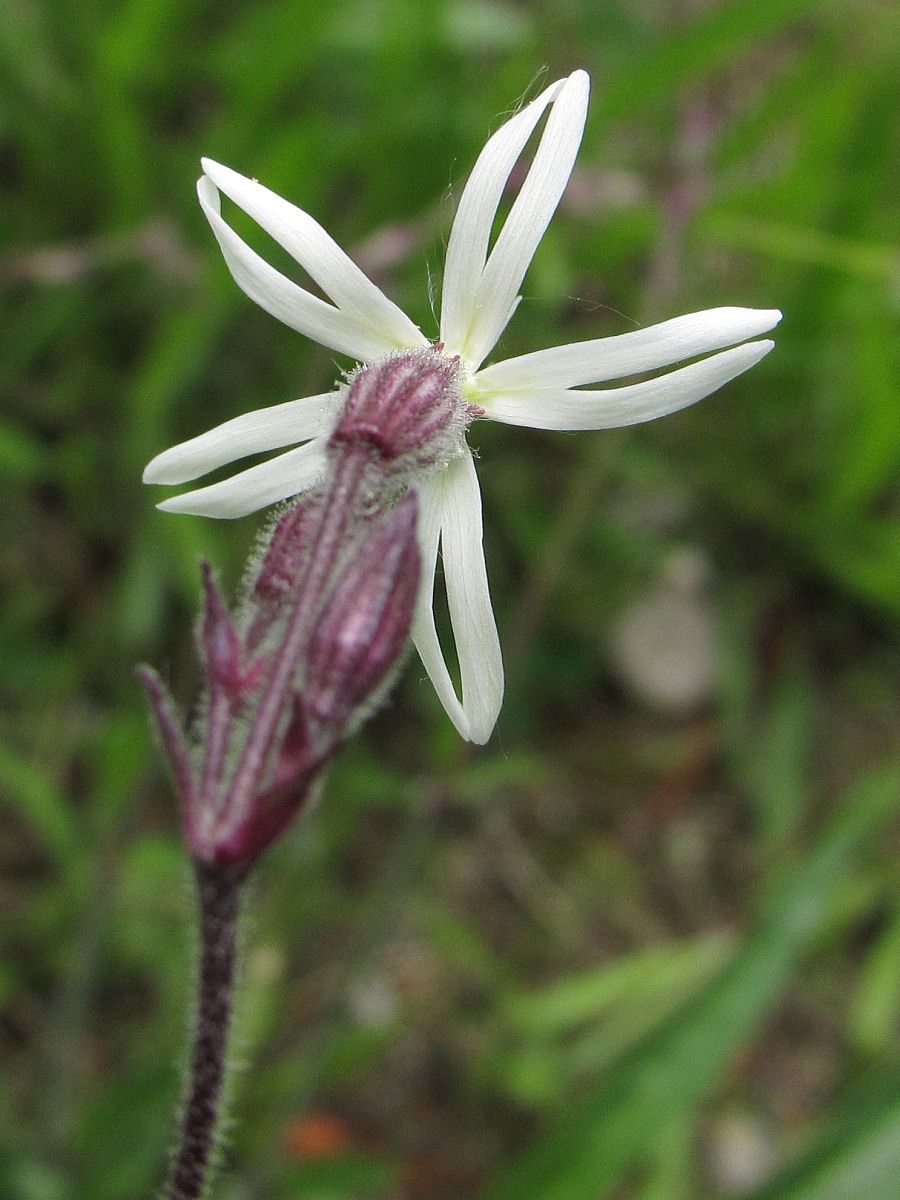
164, 861, 245, 1200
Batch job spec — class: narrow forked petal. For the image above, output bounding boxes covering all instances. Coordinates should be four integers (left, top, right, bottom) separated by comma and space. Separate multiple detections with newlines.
439, 77, 565, 355
475, 307, 783, 392
465, 71, 590, 369
198, 178, 398, 361
480, 340, 776, 431
157, 439, 328, 519
201, 160, 426, 351
438, 453, 504, 743
144, 392, 341, 486
410, 475, 472, 740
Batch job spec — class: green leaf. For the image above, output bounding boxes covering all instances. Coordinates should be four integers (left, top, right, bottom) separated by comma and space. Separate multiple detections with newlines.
739, 658, 813, 848
505, 933, 732, 1038
0, 420, 48, 482
703, 215, 900, 282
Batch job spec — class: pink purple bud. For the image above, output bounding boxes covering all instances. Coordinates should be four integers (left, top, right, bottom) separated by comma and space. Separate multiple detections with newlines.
246, 494, 324, 652
253, 495, 323, 604
330, 347, 462, 470
306, 492, 420, 725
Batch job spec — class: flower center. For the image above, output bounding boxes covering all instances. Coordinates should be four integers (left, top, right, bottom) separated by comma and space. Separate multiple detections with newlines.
329, 346, 471, 477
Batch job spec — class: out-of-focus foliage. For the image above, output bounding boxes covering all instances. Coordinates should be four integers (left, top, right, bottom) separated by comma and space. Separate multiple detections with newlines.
2, 1, 900, 1198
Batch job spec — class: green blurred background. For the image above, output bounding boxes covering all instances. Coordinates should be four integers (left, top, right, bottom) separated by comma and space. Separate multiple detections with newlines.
2, 0, 900, 1197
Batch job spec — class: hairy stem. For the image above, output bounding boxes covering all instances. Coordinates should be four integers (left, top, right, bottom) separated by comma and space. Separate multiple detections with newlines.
164, 861, 246, 1200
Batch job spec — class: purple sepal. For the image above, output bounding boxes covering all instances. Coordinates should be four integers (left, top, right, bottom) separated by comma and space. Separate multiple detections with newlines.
137, 665, 196, 818
207, 700, 324, 864
201, 562, 253, 697
307, 493, 420, 725
204, 771, 321, 865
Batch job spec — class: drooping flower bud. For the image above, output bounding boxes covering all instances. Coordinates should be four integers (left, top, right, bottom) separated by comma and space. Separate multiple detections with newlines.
245, 492, 324, 653
252, 493, 324, 605
306, 492, 420, 726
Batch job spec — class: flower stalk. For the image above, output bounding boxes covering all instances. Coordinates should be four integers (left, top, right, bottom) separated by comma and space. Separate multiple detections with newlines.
163, 861, 245, 1200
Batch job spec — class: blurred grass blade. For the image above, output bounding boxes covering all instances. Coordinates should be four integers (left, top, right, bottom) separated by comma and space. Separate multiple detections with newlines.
505, 933, 732, 1037
849, 907, 900, 1056
485, 764, 900, 1200
0, 419, 48, 483
494, 935, 733, 1108
274, 1155, 397, 1200
739, 657, 813, 849
0, 738, 76, 862
704, 214, 900, 282
748, 1076, 900, 1200
637, 1117, 694, 1200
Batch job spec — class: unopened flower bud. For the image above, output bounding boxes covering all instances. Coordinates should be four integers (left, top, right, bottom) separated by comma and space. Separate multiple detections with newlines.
306, 492, 420, 726
330, 347, 464, 472
252, 494, 324, 605
245, 493, 324, 652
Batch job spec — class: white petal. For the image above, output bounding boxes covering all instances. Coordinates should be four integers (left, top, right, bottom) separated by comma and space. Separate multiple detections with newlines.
440, 452, 504, 742
467, 70, 589, 368
410, 455, 504, 743
480, 340, 775, 431
198, 177, 393, 360
440, 77, 565, 356
475, 307, 783, 392
410, 475, 472, 740
156, 439, 328, 519
144, 391, 341, 485
201, 160, 426, 352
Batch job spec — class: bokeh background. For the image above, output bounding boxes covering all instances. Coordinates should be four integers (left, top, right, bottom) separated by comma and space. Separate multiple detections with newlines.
3, 1, 900, 1197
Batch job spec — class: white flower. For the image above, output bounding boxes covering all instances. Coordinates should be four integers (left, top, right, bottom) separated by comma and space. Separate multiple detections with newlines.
145, 70, 781, 744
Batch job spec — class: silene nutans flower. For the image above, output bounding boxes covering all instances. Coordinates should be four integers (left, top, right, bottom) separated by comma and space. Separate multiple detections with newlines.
145, 69, 781, 744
